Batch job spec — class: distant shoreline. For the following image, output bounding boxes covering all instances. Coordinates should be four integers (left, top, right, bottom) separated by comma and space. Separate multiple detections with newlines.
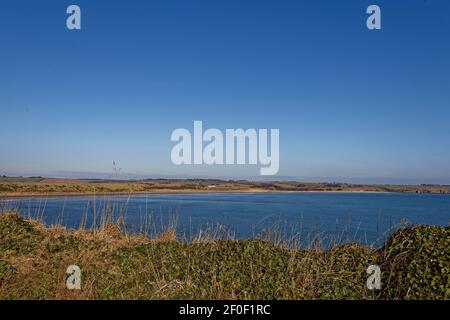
1, 176, 449, 199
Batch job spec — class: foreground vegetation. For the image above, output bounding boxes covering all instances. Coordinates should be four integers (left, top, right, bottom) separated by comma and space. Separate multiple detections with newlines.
0, 212, 448, 300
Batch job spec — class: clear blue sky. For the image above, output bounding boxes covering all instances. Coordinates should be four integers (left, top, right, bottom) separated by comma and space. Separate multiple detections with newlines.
0, 0, 449, 183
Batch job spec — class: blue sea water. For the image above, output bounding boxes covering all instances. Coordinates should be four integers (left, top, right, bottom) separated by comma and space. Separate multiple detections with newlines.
2, 192, 449, 247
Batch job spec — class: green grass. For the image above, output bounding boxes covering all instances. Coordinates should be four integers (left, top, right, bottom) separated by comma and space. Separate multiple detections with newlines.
0, 212, 448, 300
1, 179, 450, 197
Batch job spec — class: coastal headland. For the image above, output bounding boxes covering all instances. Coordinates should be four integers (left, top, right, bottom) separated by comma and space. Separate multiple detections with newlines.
0, 176, 449, 198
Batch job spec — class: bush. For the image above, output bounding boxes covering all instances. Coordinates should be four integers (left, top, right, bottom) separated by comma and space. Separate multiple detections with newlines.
380, 225, 450, 299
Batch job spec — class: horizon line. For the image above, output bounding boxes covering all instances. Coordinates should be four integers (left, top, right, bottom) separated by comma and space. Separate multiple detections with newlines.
2, 172, 450, 186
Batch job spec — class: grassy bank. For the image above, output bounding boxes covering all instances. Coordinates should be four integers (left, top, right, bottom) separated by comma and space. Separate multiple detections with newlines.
1, 177, 450, 198
0, 212, 448, 300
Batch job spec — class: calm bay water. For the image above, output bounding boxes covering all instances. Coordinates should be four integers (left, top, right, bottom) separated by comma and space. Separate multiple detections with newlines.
2, 192, 449, 247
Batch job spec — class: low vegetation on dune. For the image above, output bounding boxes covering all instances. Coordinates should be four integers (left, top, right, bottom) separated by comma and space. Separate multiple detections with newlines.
0, 212, 448, 300
1, 176, 450, 197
